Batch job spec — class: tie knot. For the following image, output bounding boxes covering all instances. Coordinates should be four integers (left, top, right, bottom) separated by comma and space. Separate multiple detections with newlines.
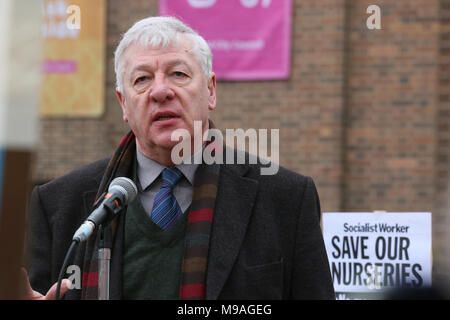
161, 167, 183, 188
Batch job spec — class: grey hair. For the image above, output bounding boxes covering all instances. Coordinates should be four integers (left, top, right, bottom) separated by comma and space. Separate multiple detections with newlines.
114, 16, 213, 93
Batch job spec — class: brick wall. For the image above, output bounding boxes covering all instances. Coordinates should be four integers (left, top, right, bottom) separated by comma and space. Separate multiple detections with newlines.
33, 0, 450, 280
344, 0, 439, 213
437, 0, 450, 283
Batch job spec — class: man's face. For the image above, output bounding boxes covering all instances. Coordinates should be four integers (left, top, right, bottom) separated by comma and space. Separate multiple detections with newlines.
116, 39, 216, 157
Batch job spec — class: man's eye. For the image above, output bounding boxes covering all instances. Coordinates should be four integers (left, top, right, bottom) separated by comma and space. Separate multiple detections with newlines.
135, 76, 148, 84
173, 71, 187, 78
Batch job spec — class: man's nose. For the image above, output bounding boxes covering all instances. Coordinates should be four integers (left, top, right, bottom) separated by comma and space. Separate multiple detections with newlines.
149, 75, 175, 103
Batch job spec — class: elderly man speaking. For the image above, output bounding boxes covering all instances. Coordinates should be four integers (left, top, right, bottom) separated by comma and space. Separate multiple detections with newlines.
23, 16, 335, 300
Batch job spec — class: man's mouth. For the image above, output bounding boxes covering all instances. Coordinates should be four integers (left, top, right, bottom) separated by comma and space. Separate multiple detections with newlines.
156, 115, 177, 121
153, 112, 180, 122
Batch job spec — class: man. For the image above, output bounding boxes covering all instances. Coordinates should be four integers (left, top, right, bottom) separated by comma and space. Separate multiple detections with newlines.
24, 16, 335, 300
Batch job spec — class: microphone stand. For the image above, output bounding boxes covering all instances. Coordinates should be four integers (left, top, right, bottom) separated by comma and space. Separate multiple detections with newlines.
98, 224, 112, 300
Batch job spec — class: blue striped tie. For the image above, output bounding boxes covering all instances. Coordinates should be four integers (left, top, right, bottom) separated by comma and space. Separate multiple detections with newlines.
151, 167, 183, 230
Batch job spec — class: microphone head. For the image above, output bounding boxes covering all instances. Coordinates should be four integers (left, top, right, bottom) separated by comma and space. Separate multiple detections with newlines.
108, 177, 138, 204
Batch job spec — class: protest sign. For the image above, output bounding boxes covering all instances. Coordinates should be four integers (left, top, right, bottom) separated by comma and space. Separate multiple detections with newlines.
322, 212, 432, 299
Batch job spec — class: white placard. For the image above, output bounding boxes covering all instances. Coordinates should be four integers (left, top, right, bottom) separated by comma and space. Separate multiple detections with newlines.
322, 212, 432, 296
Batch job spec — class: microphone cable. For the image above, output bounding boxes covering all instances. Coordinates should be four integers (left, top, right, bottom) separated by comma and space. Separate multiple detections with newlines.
55, 240, 79, 300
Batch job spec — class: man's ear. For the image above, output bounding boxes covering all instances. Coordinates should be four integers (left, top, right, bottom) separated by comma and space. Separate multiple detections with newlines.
116, 89, 128, 122
207, 73, 217, 111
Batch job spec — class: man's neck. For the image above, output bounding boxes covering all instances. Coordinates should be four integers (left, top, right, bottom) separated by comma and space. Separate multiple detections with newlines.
136, 142, 174, 167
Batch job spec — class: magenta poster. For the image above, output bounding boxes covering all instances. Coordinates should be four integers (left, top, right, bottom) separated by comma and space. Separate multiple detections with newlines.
159, 0, 292, 80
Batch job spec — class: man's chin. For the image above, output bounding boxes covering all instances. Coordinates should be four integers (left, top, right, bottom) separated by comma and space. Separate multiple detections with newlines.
150, 126, 192, 148
152, 138, 180, 151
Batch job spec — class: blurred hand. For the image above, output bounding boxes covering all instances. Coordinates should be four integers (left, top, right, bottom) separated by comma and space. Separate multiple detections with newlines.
20, 268, 71, 300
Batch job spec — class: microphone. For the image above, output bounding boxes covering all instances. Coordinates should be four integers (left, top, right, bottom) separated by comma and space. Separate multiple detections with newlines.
72, 177, 138, 243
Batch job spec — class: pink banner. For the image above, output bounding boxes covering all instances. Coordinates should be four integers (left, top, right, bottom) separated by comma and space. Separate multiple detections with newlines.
159, 0, 292, 80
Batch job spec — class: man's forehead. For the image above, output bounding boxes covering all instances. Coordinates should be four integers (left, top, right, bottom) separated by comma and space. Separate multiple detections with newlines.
123, 40, 196, 70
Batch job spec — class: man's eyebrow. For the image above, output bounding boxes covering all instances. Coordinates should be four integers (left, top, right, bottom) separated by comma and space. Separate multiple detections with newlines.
130, 59, 193, 76
166, 59, 193, 72
129, 65, 151, 79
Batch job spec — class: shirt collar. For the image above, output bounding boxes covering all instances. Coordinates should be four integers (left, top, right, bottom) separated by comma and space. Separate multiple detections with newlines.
136, 147, 198, 190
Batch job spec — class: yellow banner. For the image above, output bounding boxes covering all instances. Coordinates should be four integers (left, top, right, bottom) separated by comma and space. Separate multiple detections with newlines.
40, 0, 105, 117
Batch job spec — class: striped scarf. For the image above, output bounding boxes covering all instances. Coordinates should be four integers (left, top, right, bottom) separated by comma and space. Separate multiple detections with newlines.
80, 125, 220, 300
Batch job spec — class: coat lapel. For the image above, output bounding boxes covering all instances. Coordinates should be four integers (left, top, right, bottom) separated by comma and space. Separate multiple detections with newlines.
82, 168, 108, 218
206, 163, 258, 300
82, 190, 97, 219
